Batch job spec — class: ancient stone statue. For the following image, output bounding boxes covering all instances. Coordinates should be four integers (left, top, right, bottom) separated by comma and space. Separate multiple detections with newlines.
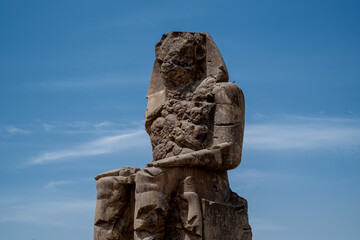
94, 32, 252, 240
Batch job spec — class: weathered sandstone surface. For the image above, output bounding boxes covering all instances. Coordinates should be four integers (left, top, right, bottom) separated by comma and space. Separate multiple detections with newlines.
94, 32, 252, 240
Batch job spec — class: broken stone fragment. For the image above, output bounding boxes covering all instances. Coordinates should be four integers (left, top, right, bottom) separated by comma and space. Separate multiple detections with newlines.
94, 166, 140, 181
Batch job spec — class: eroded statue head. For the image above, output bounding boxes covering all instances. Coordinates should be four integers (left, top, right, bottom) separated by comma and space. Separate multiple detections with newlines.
155, 32, 206, 92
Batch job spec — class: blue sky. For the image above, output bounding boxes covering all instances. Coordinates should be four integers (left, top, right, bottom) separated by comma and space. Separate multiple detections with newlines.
0, 0, 359, 239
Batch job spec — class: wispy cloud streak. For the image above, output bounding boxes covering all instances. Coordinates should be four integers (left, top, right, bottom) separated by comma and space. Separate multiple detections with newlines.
45, 180, 75, 189
40, 120, 144, 135
244, 115, 360, 150
44, 178, 92, 189
31, 129, 149, 165
6, 126, 30, 135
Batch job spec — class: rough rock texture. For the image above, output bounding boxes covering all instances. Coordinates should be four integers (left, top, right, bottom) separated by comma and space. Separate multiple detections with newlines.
94, 167, 139, 240
94, 32, 252, 240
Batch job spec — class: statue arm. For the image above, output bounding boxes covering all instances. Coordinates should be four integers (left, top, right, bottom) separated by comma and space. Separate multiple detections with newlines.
146, 142, 232, 169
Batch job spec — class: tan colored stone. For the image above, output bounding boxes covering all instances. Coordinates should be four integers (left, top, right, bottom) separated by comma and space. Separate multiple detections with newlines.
94, 166, 140, 181
213, 82, 244, 105
214, 104, 243, 125
94, 32, 252, 240
202, 198, 252, 240
94, 167, 139, 240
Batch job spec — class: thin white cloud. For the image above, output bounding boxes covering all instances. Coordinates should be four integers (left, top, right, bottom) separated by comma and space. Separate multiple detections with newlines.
43, 123, 54, 131
30, 129, 149, 165
38, 120, 143, 135
45, 180, 74, 188
244, 115, 360, 150
94, 121, 114, 128
6, 126, 30, 135
65, 121, 89, 128
44, 178, 92, 189
0, 199, 95, 227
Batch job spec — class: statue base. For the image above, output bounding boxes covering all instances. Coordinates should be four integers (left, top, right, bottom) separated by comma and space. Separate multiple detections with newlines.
94, 167, 252, 240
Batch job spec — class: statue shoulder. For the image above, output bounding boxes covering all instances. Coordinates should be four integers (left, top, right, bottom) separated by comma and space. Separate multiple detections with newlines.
213, 82, 244, 106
